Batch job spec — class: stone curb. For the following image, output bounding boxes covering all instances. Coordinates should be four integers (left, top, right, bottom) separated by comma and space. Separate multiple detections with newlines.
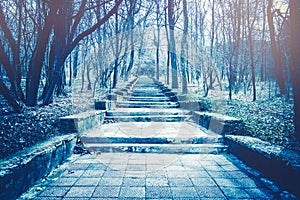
60, 110, 105, 135
225, 135, 300, 198
0, 134, 77, 200
193, 112, 244, 135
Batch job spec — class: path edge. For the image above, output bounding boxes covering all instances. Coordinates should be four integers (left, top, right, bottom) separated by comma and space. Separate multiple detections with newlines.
0, 134, 77, 200
225, 135, 300, 198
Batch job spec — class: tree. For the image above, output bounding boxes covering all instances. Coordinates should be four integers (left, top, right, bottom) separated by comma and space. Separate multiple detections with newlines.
180, 0, 188, 94
0, 0, 123, 112
42, 0, 123, 105
112, 0, 120, 89
154, 0, 162, 80
290, 0, 300, 140
247, 0, 258, 101
168, 0, 178, 89
267, 0, 286, 95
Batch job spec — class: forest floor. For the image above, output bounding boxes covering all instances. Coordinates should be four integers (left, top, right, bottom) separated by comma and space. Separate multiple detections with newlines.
187, 84, 300, 151
0, 83, 299, 160
0, 91, 95, 160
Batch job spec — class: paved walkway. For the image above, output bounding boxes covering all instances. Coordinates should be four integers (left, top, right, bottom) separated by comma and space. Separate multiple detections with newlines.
19, 77, 291, 199
24, 152, 278, 199
83, 122, 214, 139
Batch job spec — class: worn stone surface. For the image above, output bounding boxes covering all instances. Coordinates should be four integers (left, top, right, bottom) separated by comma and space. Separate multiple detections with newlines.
60, 111, 105, 135
19, 153, 296, 199
179, 101, 212, 112
225, 135, 300, 197
80, 121, 226, 154
0, 134, 76, 200
193, 111, 244, 135
15, 76, 299, 199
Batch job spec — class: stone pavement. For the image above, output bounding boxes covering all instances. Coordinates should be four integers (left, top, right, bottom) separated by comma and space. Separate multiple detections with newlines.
22, 152, 280, 199
80, 122, 226, 154
19, 77, 294, 199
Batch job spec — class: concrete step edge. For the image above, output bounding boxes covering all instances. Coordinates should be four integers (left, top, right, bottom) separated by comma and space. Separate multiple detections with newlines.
83, 143, 228, 154
81, 136, 223, 144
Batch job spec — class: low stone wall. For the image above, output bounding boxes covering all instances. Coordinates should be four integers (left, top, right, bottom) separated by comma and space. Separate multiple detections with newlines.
0, 134, 76, 200
225, 135, 300, 198
193, 111, 244, 135
179, 101, 211, 112
94, 99, 116, 110
60, 110, 105, 135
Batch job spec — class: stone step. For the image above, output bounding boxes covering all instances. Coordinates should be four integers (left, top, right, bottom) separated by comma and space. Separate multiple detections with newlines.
126, 97, 171, 102
117, 101, 178, 106
117, 104, 179, 109
105, 115, 191, 122
132, 87, 162, 90
107, 108, 191, 116
83, 143, 228, 154
134, 84, 160, 88
131, 92, 166, 97
81, 135, 222, 144
117, 101, 179, 108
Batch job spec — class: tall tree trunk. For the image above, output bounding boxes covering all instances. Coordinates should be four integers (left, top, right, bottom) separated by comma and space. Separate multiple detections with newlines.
267, 0, 285, 95
42, 0, 69, 105
0, 4, 24, 101
167, 50, 170, 84
164, 0, 170, 85
155, 0, 160, 80
168, 0, 178, 89
26, 15, 55, 106
247, 0, 256, 101
113, 0, 119, 88
290, 0, 300, 140
68, 55, 72, 86
73, 46, 79, 79
0, 80, 23, 113
208, 0, 215, 90
180, 0, 188, 94
44, 0, 122, 103
261, 0, 267, 82
125, 0, 135, 81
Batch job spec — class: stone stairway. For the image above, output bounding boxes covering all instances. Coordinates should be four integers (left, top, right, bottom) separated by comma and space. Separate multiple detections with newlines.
81, 76, 227, 154
115, 77, 179, 110
107, 76, 187, 122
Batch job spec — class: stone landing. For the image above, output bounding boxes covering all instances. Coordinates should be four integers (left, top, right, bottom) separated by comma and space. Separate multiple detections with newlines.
81, 122, 226, 154
83, 76, 226, 154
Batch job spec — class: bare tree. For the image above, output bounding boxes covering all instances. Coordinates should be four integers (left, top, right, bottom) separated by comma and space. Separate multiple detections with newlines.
180, 0, 188, 94
267, 0, 286, 95
168, 0, 178, 89
290, 0, 300, 140
42, 0, 123, 105
247, 0, 258, 101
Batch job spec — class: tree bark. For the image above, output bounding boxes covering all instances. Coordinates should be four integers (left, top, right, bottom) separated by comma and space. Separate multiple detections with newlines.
0, 4, 24, 101
290, 0, 300, 140
168, 0, 178, 89
0, 80, 23, 113
164, 0, 170, 85
267, 0, 286, 95
125, 0, 136, 81
112, 0, 120, 88
43, 0, 123, 104
26, 3, 58, 106
180, 0, 188, 94
155, 0, 160, 80
247, 0, 256, 101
